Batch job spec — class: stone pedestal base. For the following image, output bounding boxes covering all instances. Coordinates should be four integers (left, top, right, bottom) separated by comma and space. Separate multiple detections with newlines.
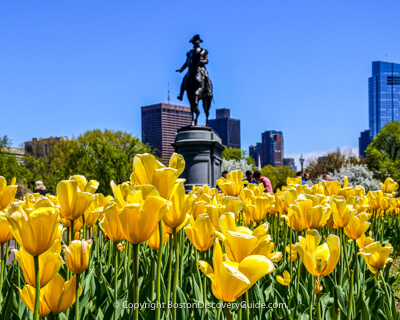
173, 126, 224, 192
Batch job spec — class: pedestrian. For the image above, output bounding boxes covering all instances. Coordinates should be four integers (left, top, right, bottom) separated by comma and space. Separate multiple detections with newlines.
253, 171, 273, 193
245, 170, 256, 184
302, 172, 310, 185
322, 173, 331, 181
34, 180, 49, 195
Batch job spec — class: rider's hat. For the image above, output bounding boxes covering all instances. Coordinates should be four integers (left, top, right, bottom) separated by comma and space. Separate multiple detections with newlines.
189, 34, 203, 44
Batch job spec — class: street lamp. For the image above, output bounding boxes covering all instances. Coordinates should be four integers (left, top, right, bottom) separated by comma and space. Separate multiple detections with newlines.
299, 154, 304, 172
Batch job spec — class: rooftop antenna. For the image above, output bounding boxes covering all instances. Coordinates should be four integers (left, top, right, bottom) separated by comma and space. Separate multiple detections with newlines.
167, 82, 170, 104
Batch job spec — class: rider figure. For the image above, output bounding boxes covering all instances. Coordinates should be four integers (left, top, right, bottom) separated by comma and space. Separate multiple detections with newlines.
176, 34, 213, 101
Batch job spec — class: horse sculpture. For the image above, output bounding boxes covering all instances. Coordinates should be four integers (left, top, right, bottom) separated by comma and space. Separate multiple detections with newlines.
177, 35, 213, 126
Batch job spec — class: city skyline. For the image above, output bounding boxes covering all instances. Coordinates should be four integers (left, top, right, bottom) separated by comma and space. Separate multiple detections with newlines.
1, 1, 400, 169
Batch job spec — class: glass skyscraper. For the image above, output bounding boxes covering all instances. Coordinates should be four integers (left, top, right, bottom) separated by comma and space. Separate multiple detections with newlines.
368, 61, 400, 138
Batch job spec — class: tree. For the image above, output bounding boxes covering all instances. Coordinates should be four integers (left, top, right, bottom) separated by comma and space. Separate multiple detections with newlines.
366, 121, 400, 183
222, 147, 256, 171
222, 159, 253, 176
26, 129, 152, 195
305, 149, 366, 181
260, 165, 296, 191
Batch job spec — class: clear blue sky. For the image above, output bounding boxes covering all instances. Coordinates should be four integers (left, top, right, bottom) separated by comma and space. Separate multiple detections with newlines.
1, 1, 400, 163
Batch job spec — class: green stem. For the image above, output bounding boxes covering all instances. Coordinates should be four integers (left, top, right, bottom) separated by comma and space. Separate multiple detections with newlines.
245, 291, 250, 320
294, 252, 301, 317
114, 242, 118, 320
82, 214, 87, 239
224, 305, 232, 320
172, 228, 179, 320
75, 273, 80, 320
108, 240, 113, 266
316, 291, 321, 320
380, 270, 392, 310
340, 229, 351, 280
346, 270, 353, 320
33, 255, 40, 320
71, 219, 75, 241
309, 276, 314, 320
289, 229, 293, 279
133, 243, 139, 320
283, 224, 287, 264
0, 243, 4, 304
167, 235, 173, 317
155, 222, 163, 320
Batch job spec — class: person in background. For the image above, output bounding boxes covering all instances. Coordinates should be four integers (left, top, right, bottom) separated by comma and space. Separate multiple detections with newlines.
222, 171, 228, 179
302, 172, 310, 185
245, 170, 256, 184
295, 171, 303, 179
34, 180, 48, 195
322, 173, 331, 181
16, 183, 32, 200
253, 171, 273, 193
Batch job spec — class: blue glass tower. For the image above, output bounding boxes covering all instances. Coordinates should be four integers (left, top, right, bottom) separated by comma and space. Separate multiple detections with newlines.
369, 61, 400, 138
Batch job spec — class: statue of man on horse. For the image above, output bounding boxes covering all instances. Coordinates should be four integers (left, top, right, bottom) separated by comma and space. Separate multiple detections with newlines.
176, 35, 213, 126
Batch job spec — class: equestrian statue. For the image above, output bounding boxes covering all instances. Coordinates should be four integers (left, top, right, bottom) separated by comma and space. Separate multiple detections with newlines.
176, 34, 213, 126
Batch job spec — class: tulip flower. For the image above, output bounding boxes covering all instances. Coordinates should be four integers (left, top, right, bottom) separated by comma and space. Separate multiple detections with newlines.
379, 177, 398, 195
290, 198, 331, 229
344, 212, 371, 241
0, 176, 17, 211
287, 177, 302, 186
62, 239, 93, 274
282, 208, 305, 232
119, 190, 170, 244
6, 201, 60, 256
294, 229, 340, 278
191, 193, 212, 219
117, 243, 126, 252
246, 183, 265, 197
356, 231, 374, 249
147, 222, 169, 250
216, 170, 245, 197
367, 190, 384, 210
19, 285, 51, 318
197, 239, 275, 302
329, 196, 356, 228
358, 241, 393, 274
286, 244, 298, 262
185, 214, 215, 251
99, 203, 125, 243
14, 239, 64, 288
43, 273, 79, 314
61, 216, 83, 233
322, 180, 342, 196
0, 212, 12, 244
243, 196, 271, 223
69, 175, 99, 194
57, 180, 94, 221
163, 184, 195, 229
276, 270, 291, 286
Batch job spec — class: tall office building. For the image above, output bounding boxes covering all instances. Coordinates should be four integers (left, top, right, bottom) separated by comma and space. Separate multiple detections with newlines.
359, 61, 400, 156
261, 131, 284, 167
369, 61, 400, 137
249, 142, 262, 168
25, 136, 68, 159
358, 130, 370, 158
141, 103, 191, 163
209, 108, 241, 149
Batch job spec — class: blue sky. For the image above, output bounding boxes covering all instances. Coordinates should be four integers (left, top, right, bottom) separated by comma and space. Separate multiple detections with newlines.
1, 1, 400, 165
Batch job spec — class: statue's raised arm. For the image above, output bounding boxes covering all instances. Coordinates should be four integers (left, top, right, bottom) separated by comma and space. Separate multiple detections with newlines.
176, 35, 213, 126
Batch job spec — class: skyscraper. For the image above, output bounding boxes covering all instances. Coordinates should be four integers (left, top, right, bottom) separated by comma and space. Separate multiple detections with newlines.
208, 108, 241, 149
261, 131, 284, 167
283, 158, 297, 172
368, 61, 400, 138
141, 103, 191, 163
358, 130, 370, 158
249, 142, 262, 169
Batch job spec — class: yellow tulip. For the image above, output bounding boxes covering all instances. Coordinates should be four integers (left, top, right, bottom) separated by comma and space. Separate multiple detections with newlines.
287, 177, 302, 186
0, 212, 12, 243
14, 239, 63, 288
243, 196, 271, 223
358, 241, 393, 274
381, 194, 393, 211
99, 203, 125, 243
367, 190, 384, 210
62, 239, 93, 274
356, 231, 374, 249
216, 170, 245, 197
61, 216, 83, 233
19, 285, 51, 318
163, 214, 190, 234
191, 193, 212, 219
147, 222, 169, 250
322, 180, 342, 196
221, 196, 243, 218
246, 183, 265, 197
6, 200, 60, 256
329, 196, 356, 228
119, 190, 169, 244
0, 176, 17, 211
282, 208, 305, 232
69, 175, 99, 194
43, 273, 79, 314
84, 193, 112, 228
110, 181, 132, 209
197, 239, 275, 302
117, 243, 126, 252
343, 212, 371, 241
379, 177, 398, 195
163, 184, 195, 229
290, 198, 331, 229
185, 214, 215, 251
57, 180, 94, 221
294, 229, 340, 278
276, 270, 291, 286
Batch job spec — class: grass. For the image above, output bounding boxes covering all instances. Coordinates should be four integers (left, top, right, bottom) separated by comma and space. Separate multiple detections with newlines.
389, 254, 400, 311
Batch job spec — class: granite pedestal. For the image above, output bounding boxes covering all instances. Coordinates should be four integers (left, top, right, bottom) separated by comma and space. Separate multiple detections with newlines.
173, 126, 224, 192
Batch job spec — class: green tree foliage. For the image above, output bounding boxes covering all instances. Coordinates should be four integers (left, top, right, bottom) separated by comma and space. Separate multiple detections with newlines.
25, 129, 151, 195
305, 149, 365, 181
366, 121, 400, 183
260, 165, 296, 191
0, 136, 32, 185
222, 147, 256, 171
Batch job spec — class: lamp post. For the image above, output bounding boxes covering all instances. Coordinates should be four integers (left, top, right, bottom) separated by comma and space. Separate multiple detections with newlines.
299, 154, 304, 172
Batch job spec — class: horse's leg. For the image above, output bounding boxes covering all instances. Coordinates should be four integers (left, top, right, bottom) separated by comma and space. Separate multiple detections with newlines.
193, 95, 200, 125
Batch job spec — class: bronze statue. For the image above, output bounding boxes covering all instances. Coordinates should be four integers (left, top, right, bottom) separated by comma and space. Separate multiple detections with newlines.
176, 35, 213, 126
